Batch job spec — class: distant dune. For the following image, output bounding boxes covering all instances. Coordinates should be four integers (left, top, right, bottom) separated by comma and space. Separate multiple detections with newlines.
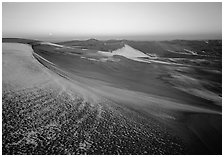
112, 44, 149, 58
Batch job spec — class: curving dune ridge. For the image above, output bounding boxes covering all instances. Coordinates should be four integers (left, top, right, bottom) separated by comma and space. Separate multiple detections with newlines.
2, 43, 186, 154
2, 41, 222, 155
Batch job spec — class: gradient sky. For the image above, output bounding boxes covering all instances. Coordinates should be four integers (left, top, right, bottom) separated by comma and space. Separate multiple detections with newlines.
2, 2, 222, 41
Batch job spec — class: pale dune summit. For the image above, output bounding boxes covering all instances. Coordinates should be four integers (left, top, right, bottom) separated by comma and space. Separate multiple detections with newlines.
98, 44, 151, 63
112, 44, 149, 58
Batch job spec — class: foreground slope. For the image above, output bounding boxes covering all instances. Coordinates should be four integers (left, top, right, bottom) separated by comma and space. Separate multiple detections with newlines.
2, 39, 222, 154
2, 43, 186, 154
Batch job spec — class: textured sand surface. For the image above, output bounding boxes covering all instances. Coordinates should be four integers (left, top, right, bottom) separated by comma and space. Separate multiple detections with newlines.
2, 42, 221, 154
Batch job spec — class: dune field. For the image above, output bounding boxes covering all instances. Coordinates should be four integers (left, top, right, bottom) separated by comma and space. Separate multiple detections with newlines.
2, 39, 222, 154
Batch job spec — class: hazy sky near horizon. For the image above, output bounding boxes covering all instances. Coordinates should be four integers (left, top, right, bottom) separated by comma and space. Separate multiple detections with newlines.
3, 2, 222, 41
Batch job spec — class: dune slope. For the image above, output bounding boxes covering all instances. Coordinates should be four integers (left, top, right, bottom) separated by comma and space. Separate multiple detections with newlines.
2, 43, 186, 155
2, 41, 222, 155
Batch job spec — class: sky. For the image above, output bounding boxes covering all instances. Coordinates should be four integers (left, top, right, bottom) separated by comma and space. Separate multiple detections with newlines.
2, 2, 222, 41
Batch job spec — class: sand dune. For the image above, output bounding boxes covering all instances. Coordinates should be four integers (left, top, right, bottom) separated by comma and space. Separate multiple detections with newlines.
2, 42, 222, 155
112, 44, 149, 58
97, 44, 150, 63
97, 45, 187, 65
2, 43, 186, 154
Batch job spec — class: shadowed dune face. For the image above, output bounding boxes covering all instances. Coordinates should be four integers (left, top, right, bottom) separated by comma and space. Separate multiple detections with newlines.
2, 41, 222, 155
33, 41, 221, 109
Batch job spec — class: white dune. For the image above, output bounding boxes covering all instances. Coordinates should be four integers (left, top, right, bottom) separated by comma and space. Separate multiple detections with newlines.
98, 45, 189, 65
98, 44, 151, 63
112, 44, 149, 58
98, 44, 149, 59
